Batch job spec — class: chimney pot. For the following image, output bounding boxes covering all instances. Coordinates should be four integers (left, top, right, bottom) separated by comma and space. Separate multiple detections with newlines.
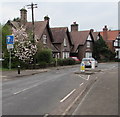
71, 22, 78, 32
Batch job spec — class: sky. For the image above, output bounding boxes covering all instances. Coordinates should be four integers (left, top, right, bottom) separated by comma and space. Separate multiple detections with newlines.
0, 0, 119, 31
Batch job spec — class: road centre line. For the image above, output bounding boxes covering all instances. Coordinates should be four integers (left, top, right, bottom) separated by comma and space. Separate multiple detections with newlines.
60, 89, 76, 103
13, 84, 40, 95
62, 88, 86, 115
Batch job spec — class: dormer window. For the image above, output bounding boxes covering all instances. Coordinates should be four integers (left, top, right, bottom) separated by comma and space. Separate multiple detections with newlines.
43, 35, 47, 44
64, 38, 67, 47
114, 40, 118, 47
97, 36, 99, 40
87, 41, 90, 48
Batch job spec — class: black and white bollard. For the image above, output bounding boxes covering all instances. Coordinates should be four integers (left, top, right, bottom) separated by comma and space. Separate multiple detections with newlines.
18, 65, 20, 74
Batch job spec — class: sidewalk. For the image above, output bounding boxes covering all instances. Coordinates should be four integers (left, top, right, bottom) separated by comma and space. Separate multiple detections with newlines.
1, 64, 80, 81
72, 67, 118, 115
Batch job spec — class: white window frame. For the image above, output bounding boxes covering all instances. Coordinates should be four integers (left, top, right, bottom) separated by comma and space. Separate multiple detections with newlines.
63, 52, 69, 59
97, 36, 99, 40
85, 52, 92, 58
43, 35, 47, 44
114, 40, 118, 47
87, 41, 90, 48
64, 38, 67, 47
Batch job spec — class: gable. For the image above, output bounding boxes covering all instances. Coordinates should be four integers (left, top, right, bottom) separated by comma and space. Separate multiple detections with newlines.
87, 35, 92, 41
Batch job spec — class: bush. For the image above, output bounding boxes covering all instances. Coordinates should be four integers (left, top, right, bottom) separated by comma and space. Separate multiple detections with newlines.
38, 62, 47, 68
57, 58, 76, 66
36, 49, 53, 64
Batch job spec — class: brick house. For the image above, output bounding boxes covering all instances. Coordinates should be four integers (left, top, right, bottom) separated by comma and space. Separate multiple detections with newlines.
51, 27, 73, 59
100, 25, 120, 58
6, 8, 58, 57
70, 22, 100, 60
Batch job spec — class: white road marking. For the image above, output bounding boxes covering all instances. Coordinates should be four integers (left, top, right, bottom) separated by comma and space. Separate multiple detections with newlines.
79, 83, 84, 87
62, 88, 85, 115
43, 113, 49, 117
60, 89, 76, 102
13, 84, 40, 95
78, 75, 90, 81
78, 75, 86, 80
86, 75, 90, 80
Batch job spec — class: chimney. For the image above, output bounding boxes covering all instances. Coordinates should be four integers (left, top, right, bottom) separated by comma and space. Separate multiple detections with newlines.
71, 22, 78, 32
103, 25, 108, 41
20, 8, 27, 26
90, 29, 94, 33
44, 15, 50, 23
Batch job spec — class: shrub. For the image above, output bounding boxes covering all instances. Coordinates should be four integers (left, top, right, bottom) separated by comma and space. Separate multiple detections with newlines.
39, 62, 47, 68
36, 49, 53, 64
57, 58, 75, 66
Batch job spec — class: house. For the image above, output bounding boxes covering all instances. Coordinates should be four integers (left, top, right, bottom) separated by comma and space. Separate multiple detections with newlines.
70, 22, 100, 60
100, 25, 120, 58
6, 8, 59, 57
113, 32, 120, 59
51, 27, 73, 59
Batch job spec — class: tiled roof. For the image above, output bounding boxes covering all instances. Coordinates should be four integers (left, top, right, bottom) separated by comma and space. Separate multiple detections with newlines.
51, 27, 68, 43
8, 21, 20, 29
26, 21, 48, 40
100, 30, 120, 41
70, 31, 90, 52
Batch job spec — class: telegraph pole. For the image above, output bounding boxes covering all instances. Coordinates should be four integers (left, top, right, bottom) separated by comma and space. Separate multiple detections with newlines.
27, 3, 37, 43
27, 3, 37, 68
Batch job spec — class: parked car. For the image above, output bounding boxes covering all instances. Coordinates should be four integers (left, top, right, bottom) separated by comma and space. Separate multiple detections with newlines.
70, 56, 80, 62
81, 58, 98, 67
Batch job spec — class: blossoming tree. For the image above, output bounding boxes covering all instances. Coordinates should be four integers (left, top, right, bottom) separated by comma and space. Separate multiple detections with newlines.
12, 26, 38, 64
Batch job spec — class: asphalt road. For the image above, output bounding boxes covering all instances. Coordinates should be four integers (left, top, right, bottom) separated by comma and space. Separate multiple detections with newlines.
72, 62, 118, 115
2, 62, 118, 115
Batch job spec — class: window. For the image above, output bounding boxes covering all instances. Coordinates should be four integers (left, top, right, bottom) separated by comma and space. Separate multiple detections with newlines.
87, 41, 90, 48
43, 35, 47, 44
63, 52, 69, 59
64, 38, 67, 47
97, 36, 99, 40
114, 40, 118, 47
85, 52, 92, 58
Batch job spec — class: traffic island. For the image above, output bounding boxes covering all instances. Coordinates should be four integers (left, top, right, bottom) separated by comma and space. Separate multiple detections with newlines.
74, 68, 101, 75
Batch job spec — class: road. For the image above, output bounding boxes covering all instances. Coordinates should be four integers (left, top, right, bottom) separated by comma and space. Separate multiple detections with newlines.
2, 62, 118, 115
72, 63, 118, 115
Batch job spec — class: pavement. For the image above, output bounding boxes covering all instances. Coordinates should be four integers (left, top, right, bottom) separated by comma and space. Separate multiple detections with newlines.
1, 65, 81, 81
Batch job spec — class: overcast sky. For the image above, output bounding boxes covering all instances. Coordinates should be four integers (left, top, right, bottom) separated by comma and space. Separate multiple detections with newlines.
0, 0, 119, 31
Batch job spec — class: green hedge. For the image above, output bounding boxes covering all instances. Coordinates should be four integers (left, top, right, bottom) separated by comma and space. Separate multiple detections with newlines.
57, 58, 76, 66
36, 49, 52, 64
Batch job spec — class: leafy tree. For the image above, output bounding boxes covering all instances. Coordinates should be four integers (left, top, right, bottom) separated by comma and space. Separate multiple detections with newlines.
93, 36, 115, 61
1, 24, 12, 68
2, 24, 12, 53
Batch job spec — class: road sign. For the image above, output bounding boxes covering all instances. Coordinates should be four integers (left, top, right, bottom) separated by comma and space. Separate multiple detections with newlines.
80, 62, 85, 72
7, 44, 14, 50
6, 35, 14, 44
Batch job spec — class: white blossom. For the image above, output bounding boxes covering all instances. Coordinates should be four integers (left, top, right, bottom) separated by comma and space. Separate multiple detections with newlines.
12, 26, 38, 63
